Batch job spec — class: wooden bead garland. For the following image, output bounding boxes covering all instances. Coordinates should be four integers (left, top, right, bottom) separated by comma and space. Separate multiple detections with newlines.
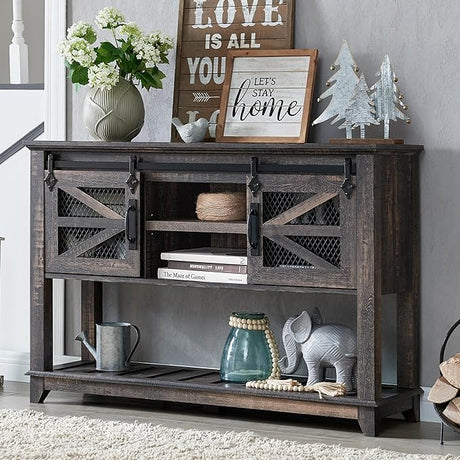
228, 314, 281, 379
246, 378, 347, 398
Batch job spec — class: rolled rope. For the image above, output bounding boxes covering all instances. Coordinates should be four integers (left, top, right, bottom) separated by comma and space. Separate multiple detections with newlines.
196, 192, 246, 221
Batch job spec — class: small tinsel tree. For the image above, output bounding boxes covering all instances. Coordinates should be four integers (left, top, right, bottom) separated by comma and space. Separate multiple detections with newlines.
312, 40, 359, 127
341, 73, 379, 139
370, 54, 410, 139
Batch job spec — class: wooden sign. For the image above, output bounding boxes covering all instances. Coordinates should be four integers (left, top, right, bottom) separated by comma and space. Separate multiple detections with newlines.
173, 0, 295, 141
216, 49, 318, 143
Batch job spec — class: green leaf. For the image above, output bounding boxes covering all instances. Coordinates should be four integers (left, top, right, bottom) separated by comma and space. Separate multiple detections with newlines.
118, 56, 133, 75
121, 41, 131, 53
69, 61, 81, 70
70, 66, 89, 85
155, 69, 166, 80
144, 68, 165, 88
136, 72, 153, 90
136, 70, 164, 90
96, 41, 120, 63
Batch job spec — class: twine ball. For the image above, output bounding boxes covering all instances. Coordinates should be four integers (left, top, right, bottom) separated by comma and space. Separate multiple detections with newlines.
196, 192, 246, 221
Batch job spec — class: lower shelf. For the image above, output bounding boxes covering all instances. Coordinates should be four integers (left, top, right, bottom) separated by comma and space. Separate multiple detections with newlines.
28, 361, 420, 436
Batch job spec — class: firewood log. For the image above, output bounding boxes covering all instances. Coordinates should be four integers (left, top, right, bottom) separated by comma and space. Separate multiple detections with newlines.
440, 355, 460, 389
428, 376, 459, 403
442, 397, 460, 426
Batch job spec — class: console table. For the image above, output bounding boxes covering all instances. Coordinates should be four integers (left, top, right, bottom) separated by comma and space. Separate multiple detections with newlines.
28, 141, 422, 436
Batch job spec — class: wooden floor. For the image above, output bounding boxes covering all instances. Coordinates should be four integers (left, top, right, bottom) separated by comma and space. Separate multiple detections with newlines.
1, 381, 459, 457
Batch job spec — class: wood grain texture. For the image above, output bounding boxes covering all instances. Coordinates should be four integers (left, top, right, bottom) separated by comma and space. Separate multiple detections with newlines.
81, 281, 103, 362
44, 170, 140, 277
30, 149, 53, 403
329, 138, 405, 145
358, 407, 380, 437
428, 377, 459, 404
28, 141, 422, 436
356, 155, 383, 404
379, 155, 396, 295
27, 361, 422, 432
248, 172, 356, 289
46, 272, 358, 295
396, 156, 420, 389
217, 49, 318, 143
172, 0, 295, 142
263, 225, 341, 238
27, 140, 424, 155
145, 220, 246, 234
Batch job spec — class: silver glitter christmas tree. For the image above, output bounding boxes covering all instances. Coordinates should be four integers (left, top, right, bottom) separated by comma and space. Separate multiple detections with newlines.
370, 54, 410, 139
342, 73, 379, 139
312, 40, 360, 127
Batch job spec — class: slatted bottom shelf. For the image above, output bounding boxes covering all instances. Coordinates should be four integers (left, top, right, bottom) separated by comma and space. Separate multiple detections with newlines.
28, 361, 421, 427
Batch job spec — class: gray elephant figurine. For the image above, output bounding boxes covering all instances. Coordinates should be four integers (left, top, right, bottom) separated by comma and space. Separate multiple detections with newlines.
279, 309, 357, 393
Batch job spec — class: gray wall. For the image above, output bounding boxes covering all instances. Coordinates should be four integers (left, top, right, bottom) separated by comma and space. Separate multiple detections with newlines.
68, 0, 460, 387
0, 0, 44, 83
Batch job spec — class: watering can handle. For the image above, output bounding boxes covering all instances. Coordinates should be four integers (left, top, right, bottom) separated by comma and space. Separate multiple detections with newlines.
126, 324, 141, 365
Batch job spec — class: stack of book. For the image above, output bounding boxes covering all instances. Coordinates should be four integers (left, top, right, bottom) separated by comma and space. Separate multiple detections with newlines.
157, 247, 247, 284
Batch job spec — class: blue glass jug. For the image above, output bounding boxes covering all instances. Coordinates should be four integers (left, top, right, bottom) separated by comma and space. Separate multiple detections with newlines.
220, 312, 275, 383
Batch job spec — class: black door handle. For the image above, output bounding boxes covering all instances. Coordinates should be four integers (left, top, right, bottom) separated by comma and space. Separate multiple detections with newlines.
125, 199, 137, 250
248, 203, 260, 256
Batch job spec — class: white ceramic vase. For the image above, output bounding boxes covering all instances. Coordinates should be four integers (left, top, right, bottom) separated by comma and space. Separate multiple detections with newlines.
83, 78, 145, 142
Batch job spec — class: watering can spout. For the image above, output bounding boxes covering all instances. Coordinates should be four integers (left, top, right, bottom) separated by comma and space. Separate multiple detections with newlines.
75, 331, 97, 360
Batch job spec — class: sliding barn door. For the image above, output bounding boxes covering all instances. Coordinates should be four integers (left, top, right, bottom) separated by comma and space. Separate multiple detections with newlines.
44, 170, 140, 277
248, 174, 356, 289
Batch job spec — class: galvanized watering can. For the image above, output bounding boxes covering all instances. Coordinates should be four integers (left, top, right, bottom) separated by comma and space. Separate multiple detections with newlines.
75, 322, 140, 372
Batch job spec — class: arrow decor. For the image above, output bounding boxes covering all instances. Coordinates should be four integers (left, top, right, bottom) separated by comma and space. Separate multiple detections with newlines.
193, 92, 220, 103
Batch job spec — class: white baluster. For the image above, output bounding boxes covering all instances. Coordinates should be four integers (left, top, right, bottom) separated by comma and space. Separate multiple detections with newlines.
9, 0, 29, 84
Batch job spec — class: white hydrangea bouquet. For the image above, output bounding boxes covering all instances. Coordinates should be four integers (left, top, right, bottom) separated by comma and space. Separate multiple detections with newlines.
58, 7, 174, 91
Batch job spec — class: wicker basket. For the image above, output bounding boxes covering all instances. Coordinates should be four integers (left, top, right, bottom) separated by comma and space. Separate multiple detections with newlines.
196, 192, 246, 221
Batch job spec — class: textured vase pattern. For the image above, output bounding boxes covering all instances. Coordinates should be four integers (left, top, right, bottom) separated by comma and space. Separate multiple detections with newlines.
83, 78, 145, 142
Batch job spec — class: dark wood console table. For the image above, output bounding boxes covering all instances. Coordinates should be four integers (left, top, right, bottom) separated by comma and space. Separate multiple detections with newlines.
28, 141, 422, 436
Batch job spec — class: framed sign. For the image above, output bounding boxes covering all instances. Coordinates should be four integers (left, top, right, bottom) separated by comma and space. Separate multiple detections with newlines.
216, 49, 318, 143
172, 0, 295, 141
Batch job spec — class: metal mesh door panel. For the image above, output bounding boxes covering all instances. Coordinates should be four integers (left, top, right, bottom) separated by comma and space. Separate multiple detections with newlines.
58, 188, 125, 217
79, 233, 127, 260
81, 187, 125, 216
263, 192, 340, 225
263, 236, 341, 268
58, 227, 103, 254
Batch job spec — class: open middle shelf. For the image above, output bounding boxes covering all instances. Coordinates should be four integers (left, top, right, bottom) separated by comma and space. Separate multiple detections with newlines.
145, 220, 247, 234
